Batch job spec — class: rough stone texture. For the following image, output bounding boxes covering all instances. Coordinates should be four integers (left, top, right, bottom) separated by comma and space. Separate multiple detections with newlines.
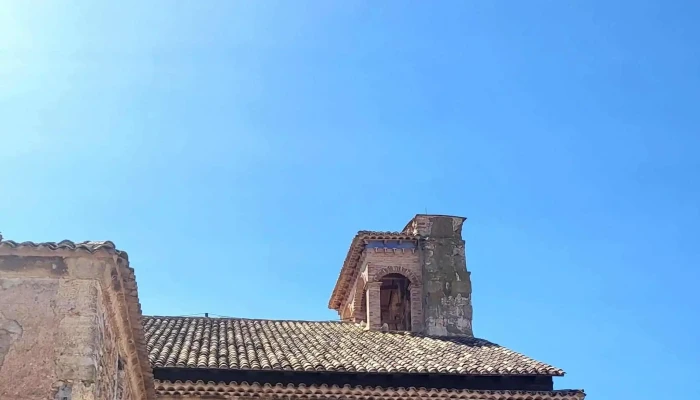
409, 284, 423, 332
415, 215, 474, 337
0, 277, 98, 400
0, 255, 68, 275
95, 286, 122, 400
0, 311, 23, 369
123, 376, 134, 400
0, 249, 150, 400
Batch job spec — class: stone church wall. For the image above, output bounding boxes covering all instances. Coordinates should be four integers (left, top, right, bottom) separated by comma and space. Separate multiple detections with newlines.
0, 251, 145, 400
0, 275, 102, 399
95, 286, 131, 400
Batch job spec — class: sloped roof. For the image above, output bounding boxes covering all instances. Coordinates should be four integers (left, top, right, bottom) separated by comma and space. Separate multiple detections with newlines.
144, 316, 564, 376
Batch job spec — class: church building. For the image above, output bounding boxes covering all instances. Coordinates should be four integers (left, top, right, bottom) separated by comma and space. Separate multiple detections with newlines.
0, 214, 585, 400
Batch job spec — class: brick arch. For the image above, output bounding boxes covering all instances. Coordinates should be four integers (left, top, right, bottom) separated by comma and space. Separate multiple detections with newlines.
370, 266, 421, 287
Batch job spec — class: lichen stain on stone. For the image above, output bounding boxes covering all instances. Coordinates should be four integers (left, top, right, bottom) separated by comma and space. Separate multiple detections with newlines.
54, 382, 72, 400
0, 312, 23, 369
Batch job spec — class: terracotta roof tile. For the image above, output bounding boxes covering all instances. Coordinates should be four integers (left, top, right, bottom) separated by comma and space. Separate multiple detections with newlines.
0, 238, 128, 259
154, 381, 585, 400
144, 317, 564, 376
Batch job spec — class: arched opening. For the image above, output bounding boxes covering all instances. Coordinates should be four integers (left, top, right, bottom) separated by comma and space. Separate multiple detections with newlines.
379, 273, 412, 331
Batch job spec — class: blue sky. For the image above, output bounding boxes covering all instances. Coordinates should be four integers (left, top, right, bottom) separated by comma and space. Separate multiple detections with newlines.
1, 1, 699, 398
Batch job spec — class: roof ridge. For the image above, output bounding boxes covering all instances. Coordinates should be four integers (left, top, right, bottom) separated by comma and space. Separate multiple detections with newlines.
0, 237, 128, 259
143, 315, 348, 324
142, 315, 493, 339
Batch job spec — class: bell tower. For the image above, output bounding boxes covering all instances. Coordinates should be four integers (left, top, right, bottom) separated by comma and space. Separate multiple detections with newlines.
329, 214, 473, 337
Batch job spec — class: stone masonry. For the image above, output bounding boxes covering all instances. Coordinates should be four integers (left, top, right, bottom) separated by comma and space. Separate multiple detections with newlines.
406, 215, 473, 336
0, 243, 153, 400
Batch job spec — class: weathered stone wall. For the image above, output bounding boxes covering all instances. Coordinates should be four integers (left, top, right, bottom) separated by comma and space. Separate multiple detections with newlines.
414, 215, 474, 337
0, 248, 151, 400
0, 276, 101, 400
95, 285, 124, 400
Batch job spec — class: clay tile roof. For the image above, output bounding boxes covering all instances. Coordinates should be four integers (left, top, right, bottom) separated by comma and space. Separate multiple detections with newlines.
154, 380, 586, 400
144, 317, 564, 376
329, 231, 418, 310
0, 238, 128, 259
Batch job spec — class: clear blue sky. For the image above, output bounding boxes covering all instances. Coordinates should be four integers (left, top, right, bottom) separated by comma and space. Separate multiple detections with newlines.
1, 1, 699, 398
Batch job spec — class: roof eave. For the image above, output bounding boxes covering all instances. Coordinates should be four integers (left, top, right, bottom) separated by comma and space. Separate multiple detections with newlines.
328, 233, 364, 310
154, 380, 585, 400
